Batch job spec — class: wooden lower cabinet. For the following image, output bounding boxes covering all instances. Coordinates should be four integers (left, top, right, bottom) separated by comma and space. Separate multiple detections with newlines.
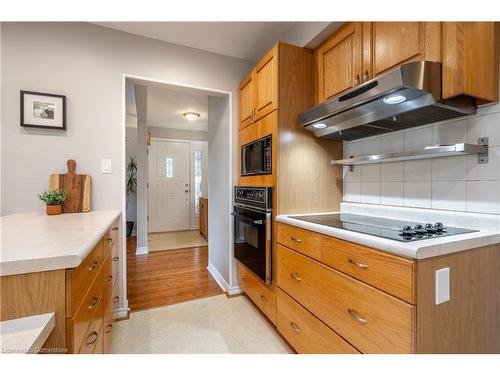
277, 245, 414, 354
0, 216, 120, 354
199, 197, 208, 239
276, 288, 359, 354
237, 262, 276, 325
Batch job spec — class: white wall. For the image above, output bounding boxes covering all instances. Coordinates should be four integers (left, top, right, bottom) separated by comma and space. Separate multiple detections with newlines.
207, 95, 234, 289
1, 22, 252, 215
343, 100, 500, 215
1, 22, 253, 312
149, 126, 207, 141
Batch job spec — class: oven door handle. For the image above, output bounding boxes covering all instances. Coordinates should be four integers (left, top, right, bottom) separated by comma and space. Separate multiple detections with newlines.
231, 212, 265, 225
265, 212, 272, 284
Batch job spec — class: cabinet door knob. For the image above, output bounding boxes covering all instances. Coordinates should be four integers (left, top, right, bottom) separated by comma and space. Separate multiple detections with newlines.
107, 275, 113, 282
113, 296, 119, 303
362, 70, 369, 82
112, 256, 119, 262
88, 261, 98, 271
290, 236, 302, 243
88, 296, 99, 310
354, 74, 360, 86
290, 272, 302, 281
348, 308, 368, 324
104, 324, 113, 334
290, 321, 301, 333
106, 238, 112, 243
260, 294, 267, 302
112, 226, 119, 231
86, 331, 98, 347
348, 258, 368, 269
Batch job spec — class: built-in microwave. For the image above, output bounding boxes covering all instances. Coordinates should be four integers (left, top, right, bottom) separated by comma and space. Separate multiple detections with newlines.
241, 135, 272, 176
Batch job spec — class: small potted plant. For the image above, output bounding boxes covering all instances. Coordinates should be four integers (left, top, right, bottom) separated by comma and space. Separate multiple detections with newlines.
126, 156, 138, 237
38, 189, 68, 215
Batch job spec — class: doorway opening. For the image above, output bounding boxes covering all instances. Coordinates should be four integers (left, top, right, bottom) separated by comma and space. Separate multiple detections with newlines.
123, 77, 231, 312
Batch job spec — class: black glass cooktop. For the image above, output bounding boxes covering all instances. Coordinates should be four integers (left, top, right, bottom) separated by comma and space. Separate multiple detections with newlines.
289, 213, 478, 242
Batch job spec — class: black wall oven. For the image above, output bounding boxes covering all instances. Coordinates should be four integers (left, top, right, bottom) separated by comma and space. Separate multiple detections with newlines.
233, 186, 272, 284
240, 135, 272, 176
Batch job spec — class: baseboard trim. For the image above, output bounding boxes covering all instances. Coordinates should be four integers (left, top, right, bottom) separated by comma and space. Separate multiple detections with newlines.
226, 286, 242, 296
207, 262, 229, 292
113, 306, 130, 320
136, 246, 148, 255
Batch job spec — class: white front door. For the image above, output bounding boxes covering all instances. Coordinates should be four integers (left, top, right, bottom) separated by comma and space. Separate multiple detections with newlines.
148, 139, 190, 233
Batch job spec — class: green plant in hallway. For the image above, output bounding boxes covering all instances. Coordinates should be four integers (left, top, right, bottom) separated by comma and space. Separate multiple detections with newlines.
38, 189, 68, 215
126, 156, 138, 237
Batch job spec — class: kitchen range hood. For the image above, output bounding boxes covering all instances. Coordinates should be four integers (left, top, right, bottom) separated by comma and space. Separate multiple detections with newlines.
298, 61, 476, 141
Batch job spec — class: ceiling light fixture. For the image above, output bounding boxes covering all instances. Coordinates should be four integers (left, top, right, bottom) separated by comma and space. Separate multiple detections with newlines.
183, 112, 200, 121
383, 94, 406, 105
312, 123, 327, 129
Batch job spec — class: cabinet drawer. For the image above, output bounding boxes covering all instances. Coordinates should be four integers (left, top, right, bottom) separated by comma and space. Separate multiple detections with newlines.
237, 261, 276, 325
65, 241, 103, 317
277, 288, 359, 354
78, 300, 104, 354
322, 237, 416, 304
102, 219, 120, 255
277, 223, 322, 261
277, 245, 414, 353
66, 265, 104, 353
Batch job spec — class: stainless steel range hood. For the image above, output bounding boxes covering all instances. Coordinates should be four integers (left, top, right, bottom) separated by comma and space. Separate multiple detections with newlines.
298, 61, 476, 141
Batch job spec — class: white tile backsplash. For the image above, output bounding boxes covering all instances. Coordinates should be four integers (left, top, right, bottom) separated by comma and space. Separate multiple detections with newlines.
380, 182, 404, 206
404, 181, 432, 208
431, 181, 467, 211
466, 181, 500, 214
361, 182, 381, 204
343, 110, 500, 214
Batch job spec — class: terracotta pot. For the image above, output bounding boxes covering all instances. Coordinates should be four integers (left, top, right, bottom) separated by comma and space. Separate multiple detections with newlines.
47, 204, 62, 215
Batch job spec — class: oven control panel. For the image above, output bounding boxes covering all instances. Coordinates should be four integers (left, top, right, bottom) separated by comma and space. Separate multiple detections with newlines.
234, 186, 272, 211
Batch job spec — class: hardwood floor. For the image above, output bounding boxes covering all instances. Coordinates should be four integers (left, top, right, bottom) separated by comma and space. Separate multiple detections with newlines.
127, 237, 223, 311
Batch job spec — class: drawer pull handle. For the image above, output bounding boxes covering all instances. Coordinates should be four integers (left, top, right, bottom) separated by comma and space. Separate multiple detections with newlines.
113, 296, 119, 303
112, 226, 119, 231
105, 324, 113, 334
106, 238, 113, 244
241, 277, 247, 283
348, 259, 368, 269
86, 331, 98, 347
112, 256, 119, 262
290, 272, 302, 281
348, 308, 368, 325
88, 261, 98, 271
290, 236, 302, 243
107, 275, 113, 282
260, 294, 267, 302
88, 297, 99, 309
290, 322, 301, 333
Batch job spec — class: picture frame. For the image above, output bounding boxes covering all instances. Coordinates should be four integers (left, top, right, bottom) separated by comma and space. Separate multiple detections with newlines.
20, 90, 67, 130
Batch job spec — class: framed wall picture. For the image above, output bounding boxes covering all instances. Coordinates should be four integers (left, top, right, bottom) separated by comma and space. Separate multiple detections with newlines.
20, 90, 67, 130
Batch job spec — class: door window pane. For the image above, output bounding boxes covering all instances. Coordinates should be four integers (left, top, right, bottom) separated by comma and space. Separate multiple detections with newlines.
165, 158, 174, 178
194, 150, 202, 217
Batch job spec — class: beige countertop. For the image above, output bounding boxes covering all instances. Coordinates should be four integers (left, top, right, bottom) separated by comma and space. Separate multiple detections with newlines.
0, 210, 121, 276
0, 313, 55, 354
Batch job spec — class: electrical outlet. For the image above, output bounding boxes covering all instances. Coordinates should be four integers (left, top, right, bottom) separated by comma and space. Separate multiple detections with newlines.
435, 267, 450, 305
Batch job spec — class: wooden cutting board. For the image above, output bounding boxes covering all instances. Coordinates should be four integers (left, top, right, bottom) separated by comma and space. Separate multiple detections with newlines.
49, 159, 92, 213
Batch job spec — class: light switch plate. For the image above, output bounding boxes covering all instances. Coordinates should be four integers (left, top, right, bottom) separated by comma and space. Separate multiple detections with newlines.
101, 159, 112, 174
435, 267, 450, 305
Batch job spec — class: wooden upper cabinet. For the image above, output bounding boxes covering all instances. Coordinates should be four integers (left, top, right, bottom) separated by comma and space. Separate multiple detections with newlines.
238, 72, 254, 130
371, 22, 441, 76
238, 44, 278, 129
315, 22, 362, 103
442, 22, 499, 102
254, 45, 278, 121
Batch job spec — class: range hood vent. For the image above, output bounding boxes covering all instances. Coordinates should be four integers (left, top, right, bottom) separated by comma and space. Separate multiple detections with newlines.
298, 61, 476, 141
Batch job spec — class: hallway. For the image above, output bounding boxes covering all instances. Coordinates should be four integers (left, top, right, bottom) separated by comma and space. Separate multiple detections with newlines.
127, 237, 223, 311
